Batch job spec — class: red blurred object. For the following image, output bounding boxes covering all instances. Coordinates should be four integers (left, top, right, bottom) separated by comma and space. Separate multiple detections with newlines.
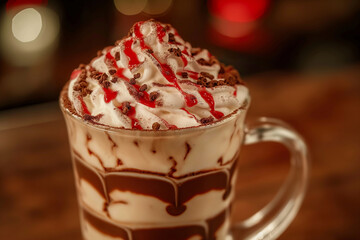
208, 0, 272, 52
6, 0, 47, 10
209, 0, 269, 23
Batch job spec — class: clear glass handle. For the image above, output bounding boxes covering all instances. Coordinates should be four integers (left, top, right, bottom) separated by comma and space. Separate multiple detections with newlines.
230, 117, 309, 240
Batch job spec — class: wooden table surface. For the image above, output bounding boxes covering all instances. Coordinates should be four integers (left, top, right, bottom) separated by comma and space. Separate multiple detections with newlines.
0, 66, 359, 240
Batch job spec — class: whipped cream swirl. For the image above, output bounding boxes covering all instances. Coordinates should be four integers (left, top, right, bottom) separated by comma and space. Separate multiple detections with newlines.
66, 20, 248, 130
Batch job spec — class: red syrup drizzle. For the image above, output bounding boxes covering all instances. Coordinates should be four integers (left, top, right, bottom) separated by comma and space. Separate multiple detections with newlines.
177, 70, 199, 80
103, 88, 118, 103
123, 38, 140, 69
133, 21, 148, 50
159, 63, 197, 107
136, 23, 221, 119
233, 86, 237, 96
118, 105, 143, 130
156, 23, 166, 43
180, 50, 188, 67
180, 56, 187, 67
70, 69, 82, 80
160, 118, 178, 130
133, 85, 156, 108
106, 41, 154, 109
132, 22, 197, 108
181, 108, 197, 120
78, 96, 90, 115
105, 52, 129, 81
198, 87, 224, 119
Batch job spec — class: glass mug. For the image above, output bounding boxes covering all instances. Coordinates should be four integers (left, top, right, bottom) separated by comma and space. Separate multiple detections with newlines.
60, 93, 309, 240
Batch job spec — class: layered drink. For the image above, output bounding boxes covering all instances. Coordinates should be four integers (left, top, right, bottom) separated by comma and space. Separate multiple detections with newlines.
60, 19, 249, 240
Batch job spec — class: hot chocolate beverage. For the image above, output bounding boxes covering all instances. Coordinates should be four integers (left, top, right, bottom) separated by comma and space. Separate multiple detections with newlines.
60, 19, 250, 240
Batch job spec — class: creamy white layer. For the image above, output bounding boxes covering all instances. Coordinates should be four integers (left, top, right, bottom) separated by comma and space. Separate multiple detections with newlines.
76, 170, 237, 224
66, 109, 245, 177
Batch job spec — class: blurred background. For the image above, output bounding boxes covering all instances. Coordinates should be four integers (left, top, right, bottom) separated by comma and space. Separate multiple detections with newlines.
0, 0, 359, 240
0, 0, 359, 110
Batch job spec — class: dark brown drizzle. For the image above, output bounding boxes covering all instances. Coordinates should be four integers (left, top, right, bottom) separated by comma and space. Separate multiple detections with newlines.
184, 142, 191, 160
82, 206, 229, 240
73, 151, 238, 217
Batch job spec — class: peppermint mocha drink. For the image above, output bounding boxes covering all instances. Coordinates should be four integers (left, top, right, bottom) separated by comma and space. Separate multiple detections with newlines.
60, 20, 249, 240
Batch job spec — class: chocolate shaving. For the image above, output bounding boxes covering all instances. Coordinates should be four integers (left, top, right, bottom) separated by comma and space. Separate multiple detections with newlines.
197, 58, 213, 66
197, 76, 207, 86
103, 81, 110, 89
152, 122, 160, 130
84, 114, 103, 122
218, 80, 225, 86
139, 84, 147, 92
73, 84, 81, 91
84, 114, 92, 121
149, 92, 159, 101
168, 33, 175, 43
115, 52, 120, 61
168, 48, 182, 57
73, 69, 92, 97
79, 64, 86, 69
127, 84, 140, 99
109, 69, 116, 75
90, 71, 101, 79
205, 80, 219, 88
80, 89, 88, 97
181, 72, 188, 78
111, 77, 119, 83
122, 102, 131, 115
79, 81, 88, 88
146, 49, 154, 54
200, 116, 214, 124
129, 78, 136, 85
200, 72, 214, 80
133, 73, 141, 79
101, 73, 108, 81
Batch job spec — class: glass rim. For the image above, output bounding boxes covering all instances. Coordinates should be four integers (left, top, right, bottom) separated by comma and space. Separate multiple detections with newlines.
59, 94, 250, 137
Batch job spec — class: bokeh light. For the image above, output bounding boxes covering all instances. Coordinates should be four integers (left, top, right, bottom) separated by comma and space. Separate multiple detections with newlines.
143, 0, 173, 15
209, 0, 269, 23
211, 15, 257, 38
12, 8, 42, 42
208, 0, 270, 42
1, 6, 60, 66
114, 0, 147, 16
